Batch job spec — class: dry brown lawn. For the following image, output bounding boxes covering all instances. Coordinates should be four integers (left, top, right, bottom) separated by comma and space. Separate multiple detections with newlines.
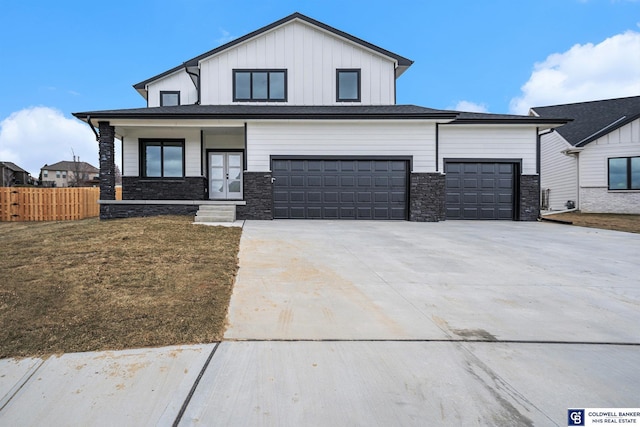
543, 212, 640, 234
0, 216, 241, 358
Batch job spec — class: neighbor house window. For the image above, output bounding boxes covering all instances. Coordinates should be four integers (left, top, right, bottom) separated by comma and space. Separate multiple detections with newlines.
141, 139, 185, 178
56, 171, 61, 178
233, 70, 286, 101
608, 157, 640, 190
336, 69, 361, 102
160, 91, 180, 106
62, 172, 67, 179
43, 170, 48, 177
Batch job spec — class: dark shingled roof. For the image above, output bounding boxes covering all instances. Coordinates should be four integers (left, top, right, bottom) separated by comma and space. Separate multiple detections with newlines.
0, 161, 28, 173
74, 104, 458, 120
43, 161, 99, 173
531, 95, 640, 147
133, 12, 414, 91
73, 104, 569, 125
450, 110, 569, 125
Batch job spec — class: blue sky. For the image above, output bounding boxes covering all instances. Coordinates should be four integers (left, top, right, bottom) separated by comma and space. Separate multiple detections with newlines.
1, 0, 639, 175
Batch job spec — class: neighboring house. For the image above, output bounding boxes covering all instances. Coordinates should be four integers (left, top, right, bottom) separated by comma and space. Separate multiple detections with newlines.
73, 12, 566, 221
0, 161, 31, 186
40, 160, 100, 188
532, 96, 640, 214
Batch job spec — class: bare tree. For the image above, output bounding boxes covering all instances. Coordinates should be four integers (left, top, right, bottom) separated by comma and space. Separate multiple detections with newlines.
69, 149, 90, 187
114, 164, 122, 185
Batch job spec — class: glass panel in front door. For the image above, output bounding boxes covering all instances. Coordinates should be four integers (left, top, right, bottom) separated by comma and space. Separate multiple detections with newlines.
209, 152, 243, 200
209, 153, 225, 199
227, 153, 242, 199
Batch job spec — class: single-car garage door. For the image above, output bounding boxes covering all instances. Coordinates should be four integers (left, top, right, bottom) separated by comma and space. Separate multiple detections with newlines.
272, 159, 407, 219
445, 162, 515, 220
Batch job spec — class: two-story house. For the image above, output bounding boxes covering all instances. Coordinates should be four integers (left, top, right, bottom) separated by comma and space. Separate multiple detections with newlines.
73, 12, 566, 221
40, 160, 100, 188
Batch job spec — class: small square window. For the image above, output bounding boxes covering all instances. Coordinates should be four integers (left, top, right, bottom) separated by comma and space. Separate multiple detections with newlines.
160, 91, 180, 106
337, 69, 361, 102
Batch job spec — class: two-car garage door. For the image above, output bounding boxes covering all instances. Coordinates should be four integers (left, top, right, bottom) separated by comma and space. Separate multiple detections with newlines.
272, 159, 408, 219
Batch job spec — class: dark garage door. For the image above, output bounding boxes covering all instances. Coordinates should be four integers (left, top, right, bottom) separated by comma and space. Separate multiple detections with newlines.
445, 162, 515, 220
272, 159, 407, 219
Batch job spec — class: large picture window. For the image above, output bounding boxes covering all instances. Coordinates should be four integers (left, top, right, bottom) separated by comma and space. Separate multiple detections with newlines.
141, 140, 184, 178
608, 157, 640, 190
336, 69, 361, 102
233, 70, 286, 102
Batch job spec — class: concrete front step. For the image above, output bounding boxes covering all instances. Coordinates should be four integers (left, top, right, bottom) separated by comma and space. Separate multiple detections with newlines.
195, 204, 236, 222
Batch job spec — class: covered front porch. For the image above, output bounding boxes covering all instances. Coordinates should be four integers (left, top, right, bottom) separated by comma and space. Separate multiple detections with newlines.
94, 121, 272, 220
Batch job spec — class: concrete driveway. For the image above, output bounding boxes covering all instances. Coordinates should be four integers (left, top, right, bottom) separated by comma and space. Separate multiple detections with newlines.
225, 221, 640, 343
206, 221, 640, 425
2, 221, 639, 426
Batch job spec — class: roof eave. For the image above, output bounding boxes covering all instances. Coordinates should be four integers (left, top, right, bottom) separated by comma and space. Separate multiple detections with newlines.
575, 112, 640, 147
448, 118, 571, 126
73, 112, 458, 121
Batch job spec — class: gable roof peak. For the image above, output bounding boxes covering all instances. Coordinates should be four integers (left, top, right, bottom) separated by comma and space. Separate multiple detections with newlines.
133, 12, 413, 93
532, 94, 640, 146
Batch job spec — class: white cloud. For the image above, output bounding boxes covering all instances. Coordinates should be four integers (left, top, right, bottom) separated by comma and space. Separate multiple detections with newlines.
215, 29, 237, 46
0, 106, 106, 177
509, 31, 640, 114
450, 101, 489, 113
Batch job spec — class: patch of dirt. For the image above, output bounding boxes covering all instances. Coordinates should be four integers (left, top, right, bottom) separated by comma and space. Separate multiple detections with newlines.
0, 216, 241, 358
543, 212, 640, 234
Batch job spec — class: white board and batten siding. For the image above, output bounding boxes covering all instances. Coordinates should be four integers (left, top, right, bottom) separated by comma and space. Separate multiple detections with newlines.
540, 131, 578, 211
438, 125, 538, 174
578, 118, 640, 213
121, 128, 202, 177
579, 118, 640, 187
246, 121, 436, 173
199, 20, 396, 106
147, 71, 198, 108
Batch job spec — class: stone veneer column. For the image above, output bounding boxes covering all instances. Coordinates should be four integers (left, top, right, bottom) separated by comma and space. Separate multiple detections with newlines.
236, 172, 273, 220
519, 175, 540, 221
409, 173, 446, 222
98, 121, 116, 201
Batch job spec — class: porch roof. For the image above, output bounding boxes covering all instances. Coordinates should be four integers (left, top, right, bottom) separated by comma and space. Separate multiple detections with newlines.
73, 104, 458, 121
73, 104, 568, 126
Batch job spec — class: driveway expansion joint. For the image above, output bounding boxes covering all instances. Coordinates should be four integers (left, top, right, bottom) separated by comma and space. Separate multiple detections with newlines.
222, 338, 640, 345
0, 358, 44, 413
171, 342, 220, 427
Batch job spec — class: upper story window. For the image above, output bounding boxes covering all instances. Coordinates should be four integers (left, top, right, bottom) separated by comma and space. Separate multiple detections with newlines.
609, 157, 640, 190
141, 139, 185, 178
56, 171, 61, 178
336, 69, 361, 102
233, 70, 287, 102
160, 91, 180, 106
43, 170, 48, 177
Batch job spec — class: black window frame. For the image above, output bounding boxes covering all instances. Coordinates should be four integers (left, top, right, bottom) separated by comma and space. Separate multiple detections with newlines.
336, 69, 361, 102
232, 69, 287, 102
140, 139, 186, 178
608, 156, 640, 190
160, 91, 181, 106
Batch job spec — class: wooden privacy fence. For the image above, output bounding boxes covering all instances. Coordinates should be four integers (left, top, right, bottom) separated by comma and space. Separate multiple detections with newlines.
0, 187, 122, 222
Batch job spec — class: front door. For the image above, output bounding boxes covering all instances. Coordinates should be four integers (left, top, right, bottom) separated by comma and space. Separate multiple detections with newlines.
209, 152, 243, 200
